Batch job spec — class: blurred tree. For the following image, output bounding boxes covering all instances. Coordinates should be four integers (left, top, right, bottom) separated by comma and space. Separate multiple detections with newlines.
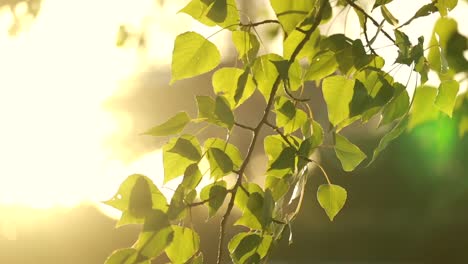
0, 0, 42, 35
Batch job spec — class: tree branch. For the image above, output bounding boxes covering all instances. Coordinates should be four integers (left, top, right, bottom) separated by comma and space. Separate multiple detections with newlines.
216, 2, 328, 263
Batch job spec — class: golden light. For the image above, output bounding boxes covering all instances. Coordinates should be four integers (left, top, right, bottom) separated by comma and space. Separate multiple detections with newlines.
0, 0, 156, 209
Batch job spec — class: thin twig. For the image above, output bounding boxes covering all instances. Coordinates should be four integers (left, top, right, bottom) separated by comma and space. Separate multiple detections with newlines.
215, 2, 327, 263
345, 0, 396, 44
234, 121, 255, 131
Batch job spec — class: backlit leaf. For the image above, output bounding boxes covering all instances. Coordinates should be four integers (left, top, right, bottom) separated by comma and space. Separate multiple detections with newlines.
270, 0, 315, 34
435, 0, 458, 16
283, 29, 320, 61
171, 32, 220, 83
380, 87, 410, 126
304, 51, 338, 81
163, 135, 202, 183
179, 0, 239, 28
368, 117, 408, 166
204, 138, 243, 169
128, 176, 153, 218
435, 79, 459, 117
317, 184, 347, 221
334, 134, 366, 172
373, 0, 393, 9
322, 76, 355, 126
165, 226, 200, 264
381, 5, 399, 26
207, 148, 234, 179
215, 95, 235, 129
232, 31, 260, 64
104, 174, 168, 217
200, 180, 228, 217
104, 248, 139, 264
212, 68, 256, 108
144, 112, 190, 137
252, 54, 282, 102
275, 96, 308, 134
408, 86, 440, 129
136, 210, 173, 258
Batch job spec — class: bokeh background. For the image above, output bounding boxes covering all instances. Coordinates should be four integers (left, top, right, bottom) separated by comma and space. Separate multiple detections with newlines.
0, 0, 467, 263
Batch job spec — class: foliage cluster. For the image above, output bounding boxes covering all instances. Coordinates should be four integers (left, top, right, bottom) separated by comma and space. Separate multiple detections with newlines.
105, 0, 468, 263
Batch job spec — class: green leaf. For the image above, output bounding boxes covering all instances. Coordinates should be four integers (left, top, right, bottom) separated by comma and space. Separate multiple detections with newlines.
380, 5, 399, 26
428, 18, 468, 77
373, 0, 393, 9
181, 164, 203, 190
275, 96, 308, 134
252, 54, 282, 102
408, 86, 440, 130
234, 183, 263, 210
144, 112, 190, 137
297, 121, 323, 169
283, 28, 320, 61
104, 174, 168, 216
228, 233, 262, 264
394, 29, 412, 65
304, 51, 338, 81
165, 226, 200, 264
136, 210, 174, 259
189, 253, 204, 264
179, 0, 216, 26
435, 0, 458, 16
200, 180, 228, 217
268, 147, 296, 176
167, 137, 202, 161
380, 87, 410, 126
435, 80, 460, 117
265, 175, 290, 201
215, 95, 235, 129
270, 0, 315, 34
104, 248, 140, 264
163, 135, 202, 183
399, 3, 437, 28
228, 233, 272, 264
235, 189, 274, 230
212, 68, 256, 108
317, 184, 347, 221
207, 148, 234, 179
179, 0, 239, 29
368, 117, 408, 166
232, 31, 260, 64
168, 185, 189, 220
322, 76, 355, 126
196, 95, 216, 121
334, 134, 366, 172
171, 32, 220, 83
204, 138, 243, 169
128, 176, 153, 218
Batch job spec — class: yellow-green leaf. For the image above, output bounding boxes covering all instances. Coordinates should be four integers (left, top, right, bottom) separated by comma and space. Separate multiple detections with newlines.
144, 112, 190, 136
435, 80, 459, 117
334, 134, 366, 172
212, 68, 256, 108
165, 226, 200, 264
317, 184, 347, 221
171, 32, 220, 83
200, 180, 227, 217
323, 76, 355, 126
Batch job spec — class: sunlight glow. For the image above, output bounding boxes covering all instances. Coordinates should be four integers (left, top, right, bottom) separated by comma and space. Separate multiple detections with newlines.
0, 0, 157, 209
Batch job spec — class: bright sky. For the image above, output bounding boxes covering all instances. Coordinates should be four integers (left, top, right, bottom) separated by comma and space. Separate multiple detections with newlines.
0, 0, 466, 211
0, 0, 171, 208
